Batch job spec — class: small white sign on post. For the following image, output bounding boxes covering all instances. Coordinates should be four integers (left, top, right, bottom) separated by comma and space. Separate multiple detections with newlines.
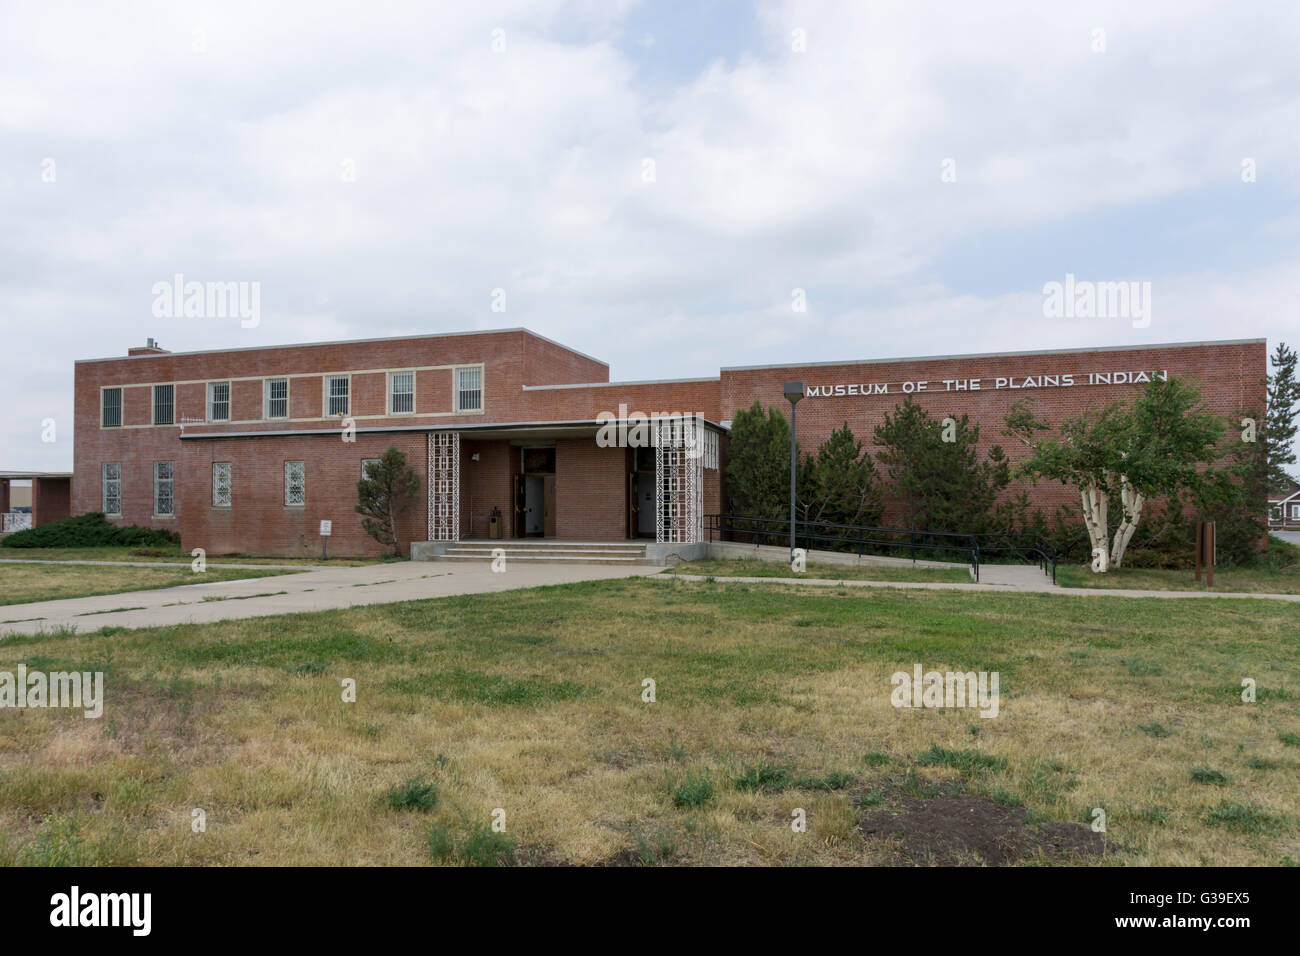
319, 520, 332, 537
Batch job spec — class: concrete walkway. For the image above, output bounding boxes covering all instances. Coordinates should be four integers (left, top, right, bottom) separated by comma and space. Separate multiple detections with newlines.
662, 572, 1300, 602
0, 561, 660, 637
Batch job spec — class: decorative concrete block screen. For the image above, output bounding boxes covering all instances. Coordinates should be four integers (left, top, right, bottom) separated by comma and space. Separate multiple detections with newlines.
655, 420, 703, 544
428, 432, 460, 541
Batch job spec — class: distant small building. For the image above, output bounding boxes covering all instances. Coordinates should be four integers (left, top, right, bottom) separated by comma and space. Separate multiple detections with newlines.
1269, 483, 1300, 531
0, 471, 72, 533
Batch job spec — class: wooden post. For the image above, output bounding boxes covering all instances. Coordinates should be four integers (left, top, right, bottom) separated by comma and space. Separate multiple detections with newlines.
1194, 521, 1203, 583
1206, 520, 1215, 589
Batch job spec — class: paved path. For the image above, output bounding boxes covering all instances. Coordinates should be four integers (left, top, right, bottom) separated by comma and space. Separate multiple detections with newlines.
0, 561, 661, 637
663, 573, 1300, 602
1273, 530, 1300, 546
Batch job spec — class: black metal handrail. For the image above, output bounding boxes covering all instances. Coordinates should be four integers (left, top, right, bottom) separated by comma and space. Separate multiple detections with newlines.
704, 514, 1061, 585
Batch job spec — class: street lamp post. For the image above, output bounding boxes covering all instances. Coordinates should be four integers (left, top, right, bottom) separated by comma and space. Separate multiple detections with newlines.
783, 382, 805, 562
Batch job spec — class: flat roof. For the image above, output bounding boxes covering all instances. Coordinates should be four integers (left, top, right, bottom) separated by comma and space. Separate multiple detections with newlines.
522, 376, 720, 391
721, 338, 1267, 372
75, 327, 610, 369
179, 416, 729, 441
0, 471, 73, 479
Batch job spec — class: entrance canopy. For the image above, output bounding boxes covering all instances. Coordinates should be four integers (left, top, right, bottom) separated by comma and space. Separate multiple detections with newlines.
423, 419, 726, 545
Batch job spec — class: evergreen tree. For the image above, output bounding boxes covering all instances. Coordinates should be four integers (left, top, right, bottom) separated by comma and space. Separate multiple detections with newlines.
724, 400, 795, 521
355, 446, 420, 556
1264, 342, 1300, 491
873, 398, 1011, 533
799, 423, 883, 531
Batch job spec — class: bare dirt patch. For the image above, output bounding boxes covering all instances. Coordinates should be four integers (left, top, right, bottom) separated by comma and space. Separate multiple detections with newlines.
858, 793, 1107, 865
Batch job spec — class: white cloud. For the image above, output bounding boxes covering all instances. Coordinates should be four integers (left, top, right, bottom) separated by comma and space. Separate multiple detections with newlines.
2, 0, 1298, 471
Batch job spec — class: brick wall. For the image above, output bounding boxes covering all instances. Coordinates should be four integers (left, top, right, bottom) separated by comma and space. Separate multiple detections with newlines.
32, 477, 71, 527
556, 439, 627, 540
179, 432, 429, 557
70, 331, 1266, 553
721, 340, 1267, 524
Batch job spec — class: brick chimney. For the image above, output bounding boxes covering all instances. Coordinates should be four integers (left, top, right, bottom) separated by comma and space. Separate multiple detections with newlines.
128, 337, 170, 356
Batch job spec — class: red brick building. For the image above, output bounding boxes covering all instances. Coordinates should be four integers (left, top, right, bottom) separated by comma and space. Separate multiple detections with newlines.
71, 330, 1265, 556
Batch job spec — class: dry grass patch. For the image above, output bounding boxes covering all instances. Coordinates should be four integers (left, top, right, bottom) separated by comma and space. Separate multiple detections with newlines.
0, 577, 1295, 866
0, 562, 299, 607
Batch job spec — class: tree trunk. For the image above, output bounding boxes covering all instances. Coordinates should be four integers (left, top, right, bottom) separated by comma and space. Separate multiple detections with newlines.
1081, 481, 1110, 572
388, 484, 400, 557
1108, 476, 1145, 569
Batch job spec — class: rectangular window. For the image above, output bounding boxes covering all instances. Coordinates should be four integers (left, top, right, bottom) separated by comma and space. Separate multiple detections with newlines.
389, 371, 414, 414
326, 375, 350, 417
455, 366, 483, 413
212, 462, 232, 507
362, 458, 382, 480
285, 461, 305, 506
208, 382, 231, 421
702, 429, 720, 471
153, 384, 174, 425
1292, 504, 1300, 520
154, 461, 174, 515
102, 463, 121, 514
265, 378, 288, 419
102, 387, 122, 427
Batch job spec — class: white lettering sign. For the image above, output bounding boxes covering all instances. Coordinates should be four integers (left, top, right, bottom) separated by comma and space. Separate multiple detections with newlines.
803, 370, 1166, 399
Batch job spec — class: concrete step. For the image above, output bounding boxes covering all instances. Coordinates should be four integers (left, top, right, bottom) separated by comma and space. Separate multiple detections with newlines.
447, 548, 650, 556
432, 540, 652, 565
438, 554, 643, 565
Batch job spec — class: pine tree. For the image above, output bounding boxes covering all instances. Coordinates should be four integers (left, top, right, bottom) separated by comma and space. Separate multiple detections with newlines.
873, 399, 1011, 533
800, 423, 883, 532
724, 400, 794, 521
1264, 342, 1300, 491
355, 446, 420, 556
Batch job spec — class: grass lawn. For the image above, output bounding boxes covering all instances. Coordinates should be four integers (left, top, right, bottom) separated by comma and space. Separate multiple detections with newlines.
1057, 563, 1300, 594
0, 563, 301, 609
0, 545, 394, 567
666, 558, 972, 584
0, 577, 1295, 867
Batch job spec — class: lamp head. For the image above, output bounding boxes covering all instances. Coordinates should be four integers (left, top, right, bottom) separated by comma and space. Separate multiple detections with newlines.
783, 381, 805, 405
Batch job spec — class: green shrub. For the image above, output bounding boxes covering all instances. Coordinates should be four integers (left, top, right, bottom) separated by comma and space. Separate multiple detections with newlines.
386, 777, 438, 811
1190, 765, 1229, 784
425, 821, 516, 866
457, 823, 516, 867
670, 770, 714, 808
1, 512, 178, 549
1204, 801, 1284, 834
915, 744, 1007, 774
733, 761, 792, 793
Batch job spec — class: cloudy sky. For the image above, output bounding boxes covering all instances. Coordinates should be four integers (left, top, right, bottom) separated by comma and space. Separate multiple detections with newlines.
3, 0, 1298, 471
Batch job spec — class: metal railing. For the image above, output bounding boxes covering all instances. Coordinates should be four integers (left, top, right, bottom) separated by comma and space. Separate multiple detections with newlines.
704, 514, 1060, 585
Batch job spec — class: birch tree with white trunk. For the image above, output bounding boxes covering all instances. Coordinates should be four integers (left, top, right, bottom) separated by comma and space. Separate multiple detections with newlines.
1004, 377, 1225, 573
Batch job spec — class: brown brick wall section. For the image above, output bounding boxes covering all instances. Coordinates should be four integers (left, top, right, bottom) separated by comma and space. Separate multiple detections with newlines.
32, 477, 72, 527
521, 380, 721, 423
459, 440, 517, 540
721, 340, 1267, 523
70, 333, 1265, 553
180, 432, 429, 557
555, 439, 627, 540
